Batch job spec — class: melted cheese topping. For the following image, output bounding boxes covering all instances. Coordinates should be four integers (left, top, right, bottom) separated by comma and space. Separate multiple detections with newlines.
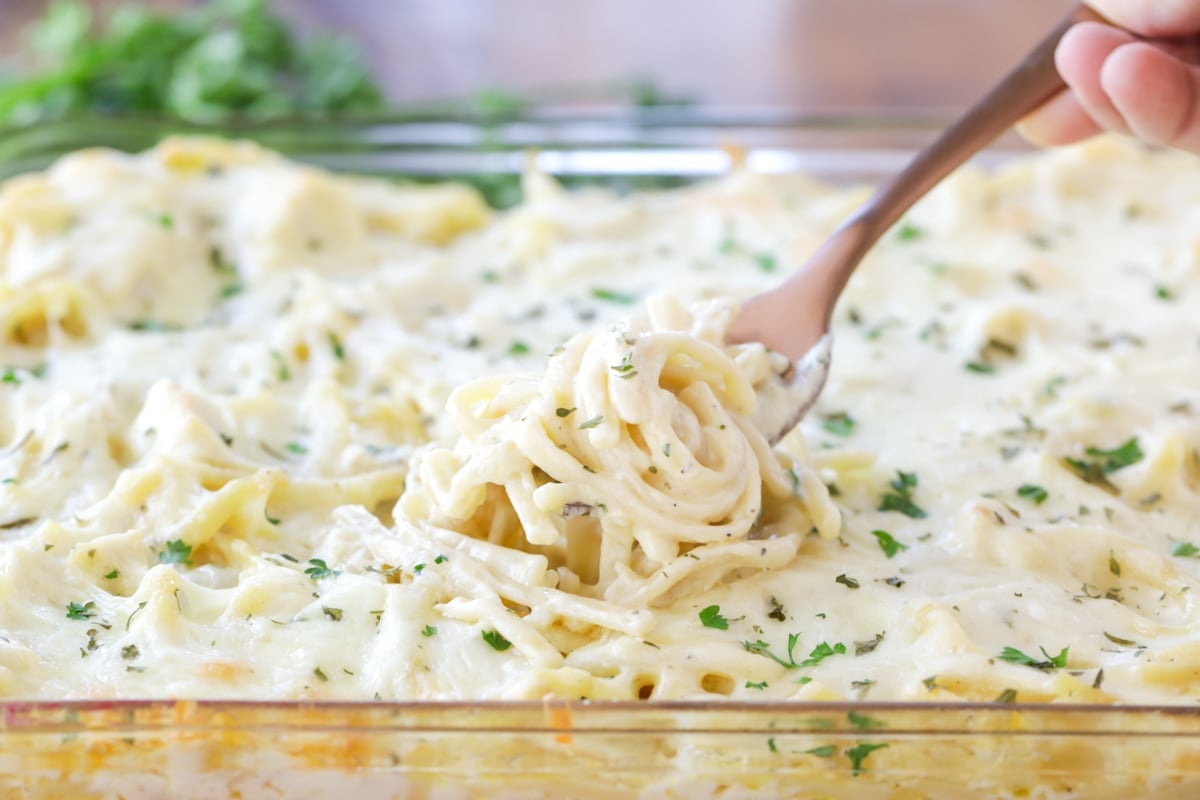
1, 136, 1199, 707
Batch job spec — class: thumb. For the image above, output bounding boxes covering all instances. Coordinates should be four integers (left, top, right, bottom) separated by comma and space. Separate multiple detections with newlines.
1100, 40, 1200, 153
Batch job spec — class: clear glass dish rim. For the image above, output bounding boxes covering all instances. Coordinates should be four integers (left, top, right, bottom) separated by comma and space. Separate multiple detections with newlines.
0, 106, 969, 136
4, 698, 1200, 736
0, 108, 1035, 173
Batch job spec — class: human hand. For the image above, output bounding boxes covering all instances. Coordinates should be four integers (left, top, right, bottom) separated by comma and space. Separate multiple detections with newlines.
1019, 0, 1200, 153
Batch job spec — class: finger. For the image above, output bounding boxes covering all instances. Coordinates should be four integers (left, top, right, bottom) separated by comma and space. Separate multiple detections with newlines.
1086, 0, 1200, 38
1101, 41, 1200, 152
1056, 22, 1139, 135
1017, 90, 1104, 146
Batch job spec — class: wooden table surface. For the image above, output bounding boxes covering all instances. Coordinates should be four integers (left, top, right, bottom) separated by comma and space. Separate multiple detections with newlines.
0, 0, 1077, 111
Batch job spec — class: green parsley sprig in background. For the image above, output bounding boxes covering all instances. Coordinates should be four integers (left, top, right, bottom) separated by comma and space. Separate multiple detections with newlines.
0, 0, 383, 127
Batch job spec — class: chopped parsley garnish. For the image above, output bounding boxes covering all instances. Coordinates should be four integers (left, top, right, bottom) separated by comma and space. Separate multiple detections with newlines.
1156, 285, 1175, 301
878, 470, 927, 519
835, 573, 860, 589
699, 604, 730, 630
1063, 437, 1143, 491
120, 645, 139, 660
271, 350, 291, 382
1026, 232, 1053, 249
1103, 631, 1137, 647
128, 320, 180, 333
590, 287, 637, 304
508, 341, 530, 356
313, 666, 329, 682
995, 688, 1018, 704
847, 742, 888, 775
481, 629, 512, 651
965, 361, 996, 374
1041, 375, 1067, 399
104, 569, 119, 580
157, 213, 174, 229
1, 364, 46, 385
870, 530, 908, 558
421, 625, 437, 637
328, 332, 345, 361
158, 539, 192, 566
366, 563, 403, 583
745, 680, 768, 690
754, 253, 777, 273
209, 247, 236, 274
997, 645, 1068, 670
304, 558, 339, 580
1172, 542, 1200, 558
896, 222, 923, 241
322, 606, 343, 622
819, 411, 855, 437
434, 554, 448, 564
805, 745, 836, 758
854, 632, 885, 656
611, 353, 638, 379
1063, 458, 1117, 492
1084, 438, 1144, 472
579, 415, 604, 430
555, 407, 576, 418
864, 320, 899, 341
787, 468, 802, 495
285, 442, 308, 455
1016, 484, 1048, 505
125, 601, 148, 631
218, 282, 244, 299
742, 633, 802, 669
767, 597, 787, 622
65, 601, 95, 621
799, 641, 846, 667
1109, 551, 1121, 577
984, 338, 1018, 359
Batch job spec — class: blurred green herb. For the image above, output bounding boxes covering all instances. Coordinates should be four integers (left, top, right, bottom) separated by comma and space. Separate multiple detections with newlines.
1, 1, 697, 213
0, 0, 383, 126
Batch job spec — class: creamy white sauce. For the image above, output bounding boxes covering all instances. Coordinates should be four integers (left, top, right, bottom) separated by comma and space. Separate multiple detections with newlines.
1, 136, 1199, 713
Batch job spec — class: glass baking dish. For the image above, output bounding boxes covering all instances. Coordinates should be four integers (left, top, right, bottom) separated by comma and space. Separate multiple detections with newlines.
0, 111, 1196, 799
0, 108, 1035, 198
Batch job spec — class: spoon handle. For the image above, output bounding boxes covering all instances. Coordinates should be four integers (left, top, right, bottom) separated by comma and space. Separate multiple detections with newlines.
796, 3, 1106, 325
855, 3, 1103, 237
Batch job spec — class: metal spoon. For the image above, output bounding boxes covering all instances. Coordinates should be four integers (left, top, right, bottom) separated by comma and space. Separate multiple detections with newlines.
731, 2, 1106, 444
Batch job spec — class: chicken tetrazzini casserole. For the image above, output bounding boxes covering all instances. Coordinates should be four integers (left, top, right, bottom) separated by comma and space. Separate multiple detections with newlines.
1, 134, 1200, 797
